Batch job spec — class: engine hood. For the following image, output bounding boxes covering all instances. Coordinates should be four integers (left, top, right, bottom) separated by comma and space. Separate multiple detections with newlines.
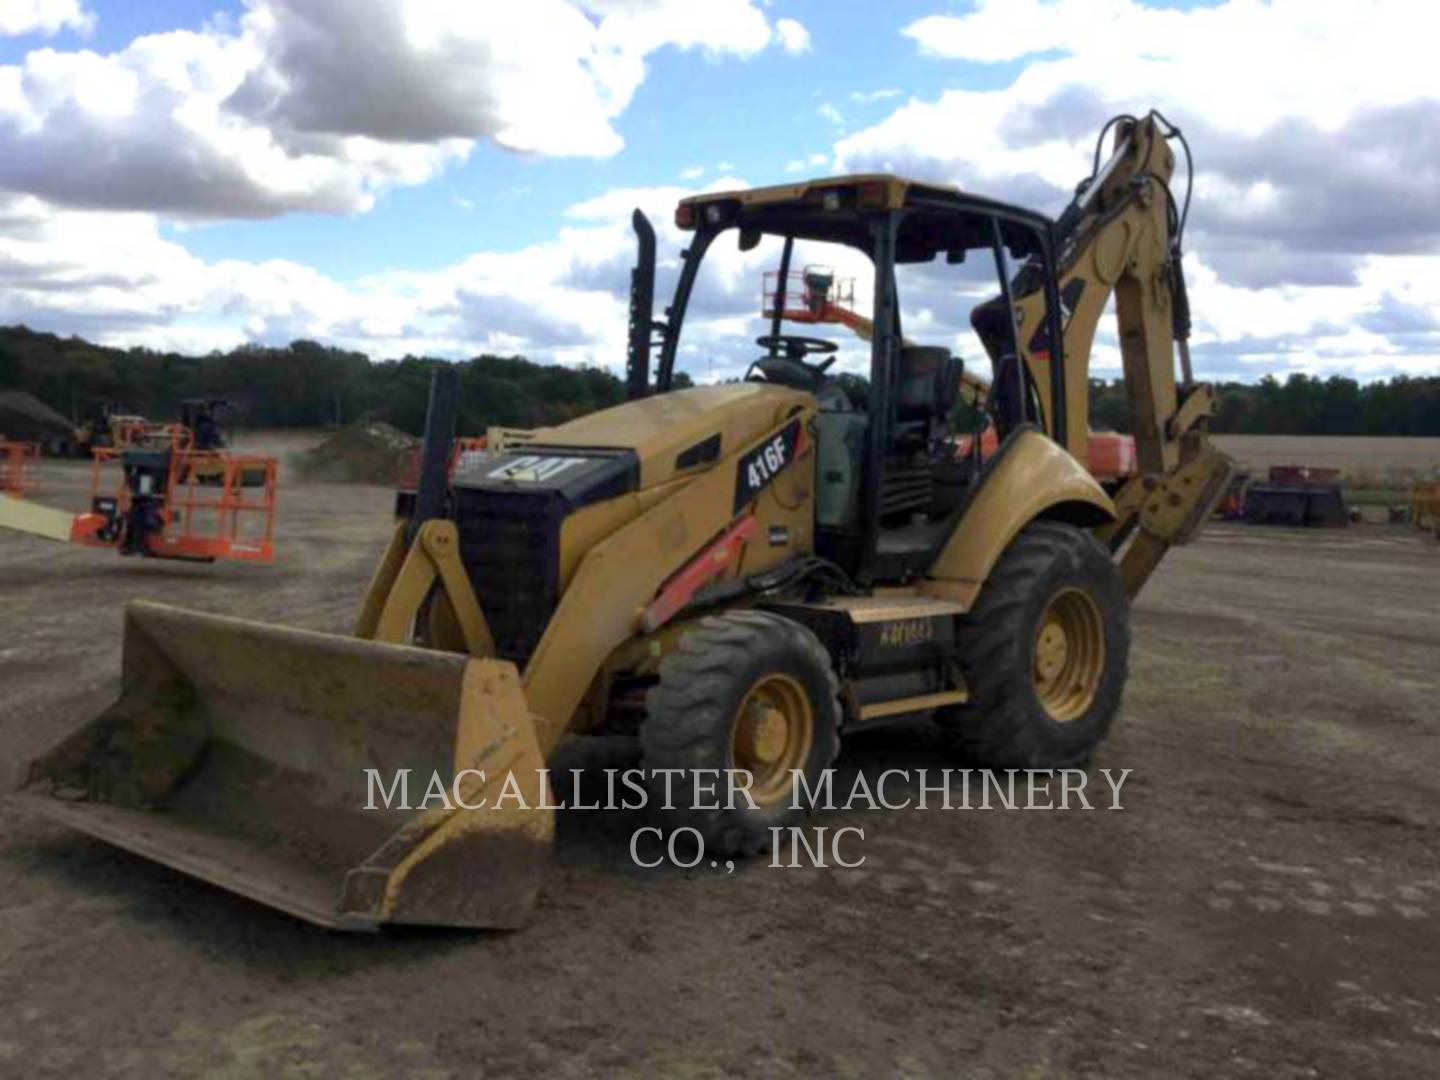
522, 382, 813, 490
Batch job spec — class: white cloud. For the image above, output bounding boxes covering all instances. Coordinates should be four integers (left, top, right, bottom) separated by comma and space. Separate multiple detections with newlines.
0, 0, 782, 218
0, 0, 90, 37
774, 17, 811, 55
231, 0, 776, 160
0, 187, 633, 360
901, 0, 1437, 134
1, 0, 1435, 385
829, 0, 1440, 380
0, 174, 884, 383
11, 160, 1422, 387
0, 25, 471, 219
782, 151, 829, 174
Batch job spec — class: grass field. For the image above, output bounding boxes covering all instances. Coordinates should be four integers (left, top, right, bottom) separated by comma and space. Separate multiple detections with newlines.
1214, 434, 1440, 486
1214, 435, 1440, 512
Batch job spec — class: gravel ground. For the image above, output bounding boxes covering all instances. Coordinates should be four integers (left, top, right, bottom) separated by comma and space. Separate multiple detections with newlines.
1, 450, 1437, 1078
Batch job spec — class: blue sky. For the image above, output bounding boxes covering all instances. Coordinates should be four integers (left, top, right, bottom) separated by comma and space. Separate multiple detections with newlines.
0, 0, 1435, 383
2, 0, 1050, 279
259, 2, 1047, 279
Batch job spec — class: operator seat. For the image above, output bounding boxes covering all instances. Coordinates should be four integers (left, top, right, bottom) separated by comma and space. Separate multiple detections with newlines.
881, 346, 962, 520
970, 296, 1024, 435
893, 346, 958, 441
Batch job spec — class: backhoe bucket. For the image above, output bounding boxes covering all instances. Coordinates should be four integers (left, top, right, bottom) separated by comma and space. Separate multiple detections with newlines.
12, 600, 553, 931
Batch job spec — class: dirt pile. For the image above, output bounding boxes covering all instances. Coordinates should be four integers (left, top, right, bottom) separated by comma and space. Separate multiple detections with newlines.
294, 421, 418, 484
0, 391, 74, 445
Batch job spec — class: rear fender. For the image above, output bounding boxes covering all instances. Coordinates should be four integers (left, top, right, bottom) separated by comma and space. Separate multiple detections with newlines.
922, 429, 1115, 609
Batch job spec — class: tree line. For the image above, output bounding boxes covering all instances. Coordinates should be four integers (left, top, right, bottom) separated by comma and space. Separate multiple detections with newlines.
1089, 373, 1440, 436
1, 324, 1435, 436
0, 325, 641, 435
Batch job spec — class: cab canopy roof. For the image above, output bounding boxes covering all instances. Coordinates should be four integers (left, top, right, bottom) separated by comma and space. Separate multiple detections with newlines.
676, 173, 1053, 263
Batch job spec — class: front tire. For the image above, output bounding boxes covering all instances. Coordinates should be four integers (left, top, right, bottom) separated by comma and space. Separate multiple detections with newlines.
936, 520, 1130, 768
641, 610, 841, 856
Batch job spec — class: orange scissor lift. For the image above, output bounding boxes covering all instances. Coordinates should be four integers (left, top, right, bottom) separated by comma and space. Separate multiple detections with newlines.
397, 435, 490, 489
0, 421, 278, 563
0, 439, 41, 497
85, 423, 278, 561
395, 429, 539, 489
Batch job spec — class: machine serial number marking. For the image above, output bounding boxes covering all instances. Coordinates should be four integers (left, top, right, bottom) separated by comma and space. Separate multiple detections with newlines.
878, 618, 934, 648
734, 419, 802, 513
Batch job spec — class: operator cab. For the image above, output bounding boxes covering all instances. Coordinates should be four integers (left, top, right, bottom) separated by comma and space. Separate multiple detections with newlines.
631, 175, 1064, 585
745, 331, 968, 575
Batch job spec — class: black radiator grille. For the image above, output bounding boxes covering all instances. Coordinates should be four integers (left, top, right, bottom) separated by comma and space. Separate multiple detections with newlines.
453, 488, 563, 667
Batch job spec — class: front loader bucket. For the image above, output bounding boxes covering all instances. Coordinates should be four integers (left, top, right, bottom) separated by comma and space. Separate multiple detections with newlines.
12, 600, 553, 931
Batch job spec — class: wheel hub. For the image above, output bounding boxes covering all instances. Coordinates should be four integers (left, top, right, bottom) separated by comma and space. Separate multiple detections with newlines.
1035, 620, 1069, 681
731, 674, 814, 804
739, 705, 788, 765
1032, 587, 1105, 723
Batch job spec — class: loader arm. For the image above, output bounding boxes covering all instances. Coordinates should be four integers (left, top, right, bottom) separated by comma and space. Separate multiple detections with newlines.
1003, 112, 1232, 595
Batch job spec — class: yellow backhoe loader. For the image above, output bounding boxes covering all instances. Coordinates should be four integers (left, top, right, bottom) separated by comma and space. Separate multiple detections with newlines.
11, 111, 1232, 931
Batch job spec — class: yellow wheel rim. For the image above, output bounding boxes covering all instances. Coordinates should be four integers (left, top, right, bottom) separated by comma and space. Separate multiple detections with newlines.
1032, 587, 1106, 723
731, 673, 814, 805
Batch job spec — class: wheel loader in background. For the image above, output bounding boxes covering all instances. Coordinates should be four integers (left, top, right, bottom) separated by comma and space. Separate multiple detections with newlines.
175, 397, 270, 487
11, 111, 1233, 931
74, 401, 148, 456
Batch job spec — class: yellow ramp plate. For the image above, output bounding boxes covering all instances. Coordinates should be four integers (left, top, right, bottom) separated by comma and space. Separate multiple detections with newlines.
0, 493, 77, 543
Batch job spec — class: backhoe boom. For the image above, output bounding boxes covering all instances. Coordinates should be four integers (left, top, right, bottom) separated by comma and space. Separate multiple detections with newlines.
1005, 111, 1233, 594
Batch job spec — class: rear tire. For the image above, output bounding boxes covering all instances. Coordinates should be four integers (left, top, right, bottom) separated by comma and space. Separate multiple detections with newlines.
641, 610, 841, 856
935, 520, 1129, 768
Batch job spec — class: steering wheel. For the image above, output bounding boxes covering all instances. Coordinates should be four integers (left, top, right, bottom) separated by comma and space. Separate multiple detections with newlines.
754, 335, 839, 368
746, 334, 840, 390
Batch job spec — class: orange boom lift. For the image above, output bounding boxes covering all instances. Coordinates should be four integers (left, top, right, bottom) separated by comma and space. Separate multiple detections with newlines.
0, 422, 277, 563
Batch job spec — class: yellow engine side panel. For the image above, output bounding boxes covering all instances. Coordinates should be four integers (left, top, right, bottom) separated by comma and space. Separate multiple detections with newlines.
922, 430, 1115, 609
736, 427, 816, 579
557, 478, 689, 590
522, 409, 817, 751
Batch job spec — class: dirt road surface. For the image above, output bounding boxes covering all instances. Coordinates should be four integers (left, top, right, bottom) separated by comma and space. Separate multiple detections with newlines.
2, 453, 1438, 1078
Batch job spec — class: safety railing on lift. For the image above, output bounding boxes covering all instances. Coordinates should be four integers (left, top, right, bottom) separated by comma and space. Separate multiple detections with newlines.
761, 265, 856, 323
0, 439, 41, 497
85, 445, 277, 562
